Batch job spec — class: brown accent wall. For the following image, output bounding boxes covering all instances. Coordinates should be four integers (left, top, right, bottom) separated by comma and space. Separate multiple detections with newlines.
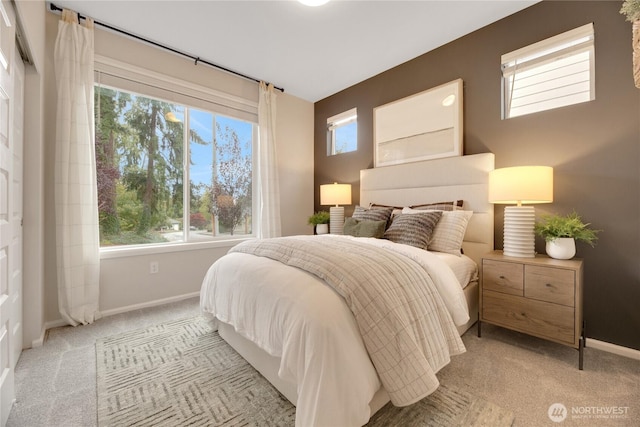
314, 1, 640, 350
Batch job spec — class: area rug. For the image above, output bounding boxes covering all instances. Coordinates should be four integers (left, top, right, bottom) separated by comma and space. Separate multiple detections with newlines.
96, 316, 514, 427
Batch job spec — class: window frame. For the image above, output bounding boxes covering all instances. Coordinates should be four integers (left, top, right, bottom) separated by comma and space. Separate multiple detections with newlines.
327, 107, 357, 155
95, 56, 259, 258
501, 23, 595, 120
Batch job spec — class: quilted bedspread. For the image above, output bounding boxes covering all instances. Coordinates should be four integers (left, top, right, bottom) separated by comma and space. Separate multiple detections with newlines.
230, 235, 466, 406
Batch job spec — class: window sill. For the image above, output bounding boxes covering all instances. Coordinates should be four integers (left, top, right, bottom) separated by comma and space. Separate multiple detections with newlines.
99, 237, 252, 260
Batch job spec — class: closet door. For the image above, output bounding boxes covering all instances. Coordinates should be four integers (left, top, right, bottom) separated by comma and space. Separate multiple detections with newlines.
10, 32, 23, 373
0, 0, 22, 424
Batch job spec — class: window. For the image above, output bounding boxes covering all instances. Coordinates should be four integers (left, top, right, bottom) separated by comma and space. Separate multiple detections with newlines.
327, 108, 357, 155
502, 23, 594, 119
94, 61, 257, 248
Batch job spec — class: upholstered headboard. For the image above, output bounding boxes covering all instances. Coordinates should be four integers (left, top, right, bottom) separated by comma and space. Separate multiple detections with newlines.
360, 153, 495, 266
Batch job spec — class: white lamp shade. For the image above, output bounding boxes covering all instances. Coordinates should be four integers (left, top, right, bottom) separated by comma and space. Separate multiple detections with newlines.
489, 166, 553, 258
320, 183, 352, 206
489, 166, 553, 205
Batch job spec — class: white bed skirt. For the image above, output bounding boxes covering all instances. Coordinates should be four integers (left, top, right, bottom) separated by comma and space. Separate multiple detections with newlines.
216, 279, 478, 421
218, 321, 391, 416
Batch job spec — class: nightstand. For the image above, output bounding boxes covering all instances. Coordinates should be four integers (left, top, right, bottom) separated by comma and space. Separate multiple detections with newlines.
478, 250, 585, 369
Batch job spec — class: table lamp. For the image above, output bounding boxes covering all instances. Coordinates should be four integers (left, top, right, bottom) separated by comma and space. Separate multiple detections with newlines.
489, 166, 553, 257
320, 182, 352, 235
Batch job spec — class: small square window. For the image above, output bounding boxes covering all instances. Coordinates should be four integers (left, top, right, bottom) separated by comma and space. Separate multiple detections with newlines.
327, 108, 357, 155
502, 23, 595, 119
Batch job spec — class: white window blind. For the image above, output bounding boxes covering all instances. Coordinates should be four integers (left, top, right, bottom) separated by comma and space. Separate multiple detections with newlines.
502, 23, 595, 119
94, 55, 259, 123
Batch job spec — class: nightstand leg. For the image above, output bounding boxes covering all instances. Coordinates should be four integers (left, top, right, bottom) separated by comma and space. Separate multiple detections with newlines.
477, 319, 482, 338
578, 319, 586, 370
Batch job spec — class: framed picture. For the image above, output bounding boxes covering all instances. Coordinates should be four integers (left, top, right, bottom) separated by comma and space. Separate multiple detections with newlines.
374, 79, 463, 168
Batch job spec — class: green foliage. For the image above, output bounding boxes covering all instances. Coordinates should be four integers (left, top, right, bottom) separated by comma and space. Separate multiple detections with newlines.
115, 182, 144, 232
308, 211, 330, 225
621, 0, 640, 21
95, 87, 124, 234
95, 84, 252, 245
100, 231, 168, 247
99, 211, 119, 236
197, 185, 214, 231
137, 205, 153, 236
534, 211, 601, 247
95, 87, 190, 244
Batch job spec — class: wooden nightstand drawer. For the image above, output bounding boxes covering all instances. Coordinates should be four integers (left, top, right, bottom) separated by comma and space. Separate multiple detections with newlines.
482, 259, 523, 296
482, 291, 575, 345
525, 265, 575, 307
479, 251, 585, 368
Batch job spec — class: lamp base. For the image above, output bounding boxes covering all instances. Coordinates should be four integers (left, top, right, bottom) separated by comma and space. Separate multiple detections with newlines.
503, 206, 536, 258
329, 206, 345, 235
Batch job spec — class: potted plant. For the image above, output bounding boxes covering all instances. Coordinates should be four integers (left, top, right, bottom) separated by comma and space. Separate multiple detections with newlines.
308, 211, 330, 234
534, 211, 601, 259
620, 0, 640, 88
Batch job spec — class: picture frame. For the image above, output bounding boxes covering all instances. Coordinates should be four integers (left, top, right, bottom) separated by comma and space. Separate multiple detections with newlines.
374, 79, 463, 168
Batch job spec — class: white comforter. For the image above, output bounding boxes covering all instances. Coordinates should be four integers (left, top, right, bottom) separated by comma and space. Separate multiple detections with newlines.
200, 235, 469, 427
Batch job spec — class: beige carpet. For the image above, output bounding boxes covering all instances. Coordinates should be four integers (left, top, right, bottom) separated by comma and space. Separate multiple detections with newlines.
96, 315, 513, 426
10, 297, 639, 427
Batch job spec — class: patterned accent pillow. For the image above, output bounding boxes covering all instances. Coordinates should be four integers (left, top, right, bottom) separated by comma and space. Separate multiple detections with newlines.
383, 211, 442, 250
352, 206, 394, 226
402, 207, 472, 256
369, 204, 403, 222
343, 218, 386, 238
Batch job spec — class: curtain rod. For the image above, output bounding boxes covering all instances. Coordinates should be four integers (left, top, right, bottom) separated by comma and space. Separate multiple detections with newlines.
48, 2, 284, 92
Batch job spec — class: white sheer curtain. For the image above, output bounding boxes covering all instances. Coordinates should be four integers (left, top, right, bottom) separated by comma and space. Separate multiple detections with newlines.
54, 10, 100, 326
257, 82, 282, 238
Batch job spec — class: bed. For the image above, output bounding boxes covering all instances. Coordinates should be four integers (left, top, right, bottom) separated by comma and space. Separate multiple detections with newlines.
200, 152, 494, 426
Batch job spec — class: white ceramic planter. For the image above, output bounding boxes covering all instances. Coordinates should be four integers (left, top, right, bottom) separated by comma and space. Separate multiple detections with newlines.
315, 224, 329, 235
546, 237, 576, 260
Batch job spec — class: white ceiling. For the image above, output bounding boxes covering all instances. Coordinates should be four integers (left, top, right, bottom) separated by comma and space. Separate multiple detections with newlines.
51, 0, 539, 102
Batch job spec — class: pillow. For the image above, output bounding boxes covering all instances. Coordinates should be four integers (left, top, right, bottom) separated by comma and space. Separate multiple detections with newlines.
369, 204, 403, 222
352, 206, 394, 226
410, 200, 464, 211
343, 218, 386, 238
402, 207, 473, 256
371, 201, 462, 214
370, 203, 402, 210
383, 211, 442, 250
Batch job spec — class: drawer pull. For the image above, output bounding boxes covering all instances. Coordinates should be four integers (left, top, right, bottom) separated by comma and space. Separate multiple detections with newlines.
546, 283, 552, 287
499, 275, 506, 279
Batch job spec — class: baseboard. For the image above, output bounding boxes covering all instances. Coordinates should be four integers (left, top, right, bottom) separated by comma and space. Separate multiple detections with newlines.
31, 318, 67, 348
588, 338, 640, 361
31, 335, 44, 349
31, 292, 200, 348
31, 294, 640, 361
99, 291, 200, 318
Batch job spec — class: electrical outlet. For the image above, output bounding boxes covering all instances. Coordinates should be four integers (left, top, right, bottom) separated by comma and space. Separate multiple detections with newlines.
149, 261, 159, 274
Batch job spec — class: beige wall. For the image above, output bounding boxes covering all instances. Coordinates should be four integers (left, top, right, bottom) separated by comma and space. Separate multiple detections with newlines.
42, 10, 314, 322
17, 0, 46, 347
